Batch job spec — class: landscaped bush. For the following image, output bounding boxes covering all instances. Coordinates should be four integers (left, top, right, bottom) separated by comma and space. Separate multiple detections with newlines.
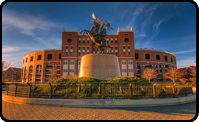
105, 76, 149, 83
9, 76, 192, 99
48, 77, 101, 83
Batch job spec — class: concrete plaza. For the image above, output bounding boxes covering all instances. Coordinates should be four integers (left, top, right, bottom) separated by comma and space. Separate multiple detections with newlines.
2, 91, 197, 120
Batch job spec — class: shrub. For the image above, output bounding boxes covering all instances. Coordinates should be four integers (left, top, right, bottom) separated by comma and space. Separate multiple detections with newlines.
111, 76, 149, 83
48, 77, 101, 83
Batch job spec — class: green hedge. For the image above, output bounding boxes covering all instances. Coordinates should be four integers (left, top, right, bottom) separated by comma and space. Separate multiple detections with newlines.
48, 76, 148, 83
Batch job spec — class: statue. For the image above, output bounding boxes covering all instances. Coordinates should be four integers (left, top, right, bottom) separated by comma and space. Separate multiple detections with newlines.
80, 12, 114, 53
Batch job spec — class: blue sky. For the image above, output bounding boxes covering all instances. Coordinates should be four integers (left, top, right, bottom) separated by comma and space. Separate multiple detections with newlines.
2, 2, 196, 68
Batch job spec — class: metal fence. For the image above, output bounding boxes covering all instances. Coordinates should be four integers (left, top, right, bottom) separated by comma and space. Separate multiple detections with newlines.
5, 82, 194, 99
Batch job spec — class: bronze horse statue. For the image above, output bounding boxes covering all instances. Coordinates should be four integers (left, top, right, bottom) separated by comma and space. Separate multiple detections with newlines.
80, 13, 113, 53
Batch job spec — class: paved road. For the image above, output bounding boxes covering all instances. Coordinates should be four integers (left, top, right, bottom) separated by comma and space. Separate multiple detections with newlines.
2, 93, 197, 120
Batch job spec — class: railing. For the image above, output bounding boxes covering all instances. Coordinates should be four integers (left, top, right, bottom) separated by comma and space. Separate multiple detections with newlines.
5, 82, 194, 100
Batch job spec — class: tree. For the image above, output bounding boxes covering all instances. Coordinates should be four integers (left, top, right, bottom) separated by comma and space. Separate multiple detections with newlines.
178, 78, 188, 82
141, 68, 157, 82
189, 67, 196, 83
2, 61, 13, 82
189, 77, 196, 83
2, 61, 13, 71
49, 66, 58, 80
163, 67, 184, 83
190, 68, 196, 77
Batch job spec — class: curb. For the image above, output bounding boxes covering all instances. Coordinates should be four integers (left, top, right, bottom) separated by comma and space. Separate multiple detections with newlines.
2, 93, 196, 108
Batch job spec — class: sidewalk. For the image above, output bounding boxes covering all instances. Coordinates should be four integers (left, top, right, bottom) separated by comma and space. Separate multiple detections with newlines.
2, 92, 197, 120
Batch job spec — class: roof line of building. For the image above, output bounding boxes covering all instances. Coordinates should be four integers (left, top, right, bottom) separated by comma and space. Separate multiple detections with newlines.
135, 48, 175, 57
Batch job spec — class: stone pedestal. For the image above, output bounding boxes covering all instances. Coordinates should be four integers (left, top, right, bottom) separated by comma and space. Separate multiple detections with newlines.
79, 54, 121, 80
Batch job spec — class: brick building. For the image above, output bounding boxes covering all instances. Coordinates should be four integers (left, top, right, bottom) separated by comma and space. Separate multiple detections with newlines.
22, 27, 177, 82
2, 67, 22, 81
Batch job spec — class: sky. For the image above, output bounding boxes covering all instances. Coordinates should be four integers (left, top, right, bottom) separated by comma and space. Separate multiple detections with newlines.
2, 2, 196, 68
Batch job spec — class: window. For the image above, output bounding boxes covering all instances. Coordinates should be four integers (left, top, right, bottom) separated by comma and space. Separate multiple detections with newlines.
37, 55, 42, 60
70, 69, 74, 72
79, 41, 81, 43
87, 47, 89, 50
71, 46, 73, 49
26, 58, 28, 62
124, 38, 129, 43
122, 69, 127, 72
78, 52, 81, 55
87, 41, 89, 43
78, 62, 81, 65
66, 46, 68, 49
115, 47, 117, 50
111, 47, 113, 50
66, 52, 68, 55
63, 69, 68, 72
128, 46, 130, 49
135, 53, 138, 59
30, 56, 33, 61
156, 55, 160, 60
70, 52, 73, 55
93, 48, 95, 51
123, 52, 125, 55
87, 52, 89, 54
129, 69, 133, 72
93, 42, 95, 45
128, 61, 133, 65
165, 56, 168, 61
107, 41, 109, 44
128, 52, 130, 55
145, 54, 150, 59
171, 57, 173, 62
47, 54, 52, 60
83, 41, 85, 44
83, 47, 85, 50
115, 52, 118, 55
70, 61, 74, 65
67, 38, 72, 43
59, 54, 61, 59
83, 52, 85, 55
78, 47, 81, 50
115, 40, 117, 43
122, 61, 126, 65
123, 45, 125, 49
63, 61, 68, 65
111, 41, 113, 43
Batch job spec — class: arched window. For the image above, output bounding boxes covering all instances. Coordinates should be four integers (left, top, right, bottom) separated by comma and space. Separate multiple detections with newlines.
35, 65, 42, 82
29, 65, 33, 82
145, 64, 152, 69
24, 66, 27, 82
121, 60, 127, 76
156, 64, 162, 74
69, 61, 75, 76
121, 61, 126, 65
128, 61, 133, 65
63, 61, 68, 65
165, 65, 169, 71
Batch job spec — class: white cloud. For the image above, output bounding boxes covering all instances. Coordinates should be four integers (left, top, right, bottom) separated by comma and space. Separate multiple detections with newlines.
2, 54, 11, 57
2, 46, 23, 53
172, 49, 195, 54
2, 9, 57, 36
